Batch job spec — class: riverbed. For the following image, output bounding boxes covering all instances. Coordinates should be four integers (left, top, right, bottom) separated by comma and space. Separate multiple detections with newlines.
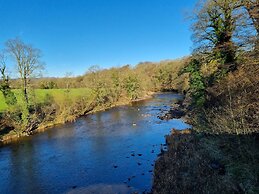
0, 93, 190, 194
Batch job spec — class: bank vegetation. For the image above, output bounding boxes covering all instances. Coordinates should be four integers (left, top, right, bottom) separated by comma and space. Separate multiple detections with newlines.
153, 0, 259, 193
0, 39, 189, 142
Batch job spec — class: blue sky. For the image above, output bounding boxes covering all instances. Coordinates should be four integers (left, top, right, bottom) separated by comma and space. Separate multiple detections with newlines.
0, 0, 196, 77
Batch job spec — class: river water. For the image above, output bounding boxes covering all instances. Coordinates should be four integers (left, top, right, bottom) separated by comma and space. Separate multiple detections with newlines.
0, 93, 191, 194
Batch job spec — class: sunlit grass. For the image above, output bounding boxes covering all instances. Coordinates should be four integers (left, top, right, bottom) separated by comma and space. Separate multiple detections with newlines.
0, 88, 93, 111
0, 92, 8, 111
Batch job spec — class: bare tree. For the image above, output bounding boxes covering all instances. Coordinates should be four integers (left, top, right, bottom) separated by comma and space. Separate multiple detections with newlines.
0, 52, 7, 81
243, 0, 259, 51
192, 0, 256, 69
0, 51, 17, 105
64, 71, 74, 92
243, 0, 259, 34
0, 52, 9, 94
6, 38, 44, 104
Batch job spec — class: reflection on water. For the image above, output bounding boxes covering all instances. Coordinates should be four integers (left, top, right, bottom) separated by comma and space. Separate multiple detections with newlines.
0, 93, 191, 194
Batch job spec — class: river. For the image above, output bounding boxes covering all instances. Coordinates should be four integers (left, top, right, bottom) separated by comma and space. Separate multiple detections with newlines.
0, 93, 191, 194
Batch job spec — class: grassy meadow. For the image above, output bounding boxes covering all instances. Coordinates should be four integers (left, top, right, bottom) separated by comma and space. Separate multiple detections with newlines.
0, 88, 93, 112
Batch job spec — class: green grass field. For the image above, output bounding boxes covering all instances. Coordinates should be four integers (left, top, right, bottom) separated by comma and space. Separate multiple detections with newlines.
0, 88, 93, 112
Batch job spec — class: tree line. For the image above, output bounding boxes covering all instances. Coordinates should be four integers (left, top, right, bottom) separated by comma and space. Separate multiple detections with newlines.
0, 38, 188, 137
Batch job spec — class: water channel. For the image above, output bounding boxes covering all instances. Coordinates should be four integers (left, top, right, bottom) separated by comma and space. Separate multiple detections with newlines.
0, 93, 191, 194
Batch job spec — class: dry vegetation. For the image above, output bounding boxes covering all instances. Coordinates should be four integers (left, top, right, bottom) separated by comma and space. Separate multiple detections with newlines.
153, 0, 259, 193
205, 59, 259, 135
0, 55, 189, 141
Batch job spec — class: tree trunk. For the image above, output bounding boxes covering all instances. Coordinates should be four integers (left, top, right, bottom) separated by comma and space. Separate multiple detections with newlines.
23, 78, 29, 104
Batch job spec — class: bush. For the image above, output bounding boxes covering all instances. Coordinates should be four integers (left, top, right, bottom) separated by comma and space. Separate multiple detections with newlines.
181, 58, 206, 107
3, 90, 17, 106
0, 79, 17, 106
123, 76, 140, 100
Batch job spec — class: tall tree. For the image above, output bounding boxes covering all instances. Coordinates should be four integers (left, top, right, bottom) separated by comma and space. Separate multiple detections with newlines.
243, 0, 259, 51
243, 0, 259, 34
192, 0, 255, 70
0, 52, 8, 86
6, 38, 44, 104
0, 52, 17, 106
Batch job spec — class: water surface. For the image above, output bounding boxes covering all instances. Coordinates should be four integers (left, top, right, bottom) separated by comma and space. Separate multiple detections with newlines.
0, 93, 191, 194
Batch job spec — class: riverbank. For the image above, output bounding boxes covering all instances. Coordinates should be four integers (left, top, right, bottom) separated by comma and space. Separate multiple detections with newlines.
152, 131, 259, 193
152, 101, 259, 193
0, 92, 186, 194
0, 91, 155, 145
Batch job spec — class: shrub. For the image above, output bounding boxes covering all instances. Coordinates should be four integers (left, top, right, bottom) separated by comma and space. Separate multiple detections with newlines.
123, 76, 140, 100
181, 58, 206, 107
